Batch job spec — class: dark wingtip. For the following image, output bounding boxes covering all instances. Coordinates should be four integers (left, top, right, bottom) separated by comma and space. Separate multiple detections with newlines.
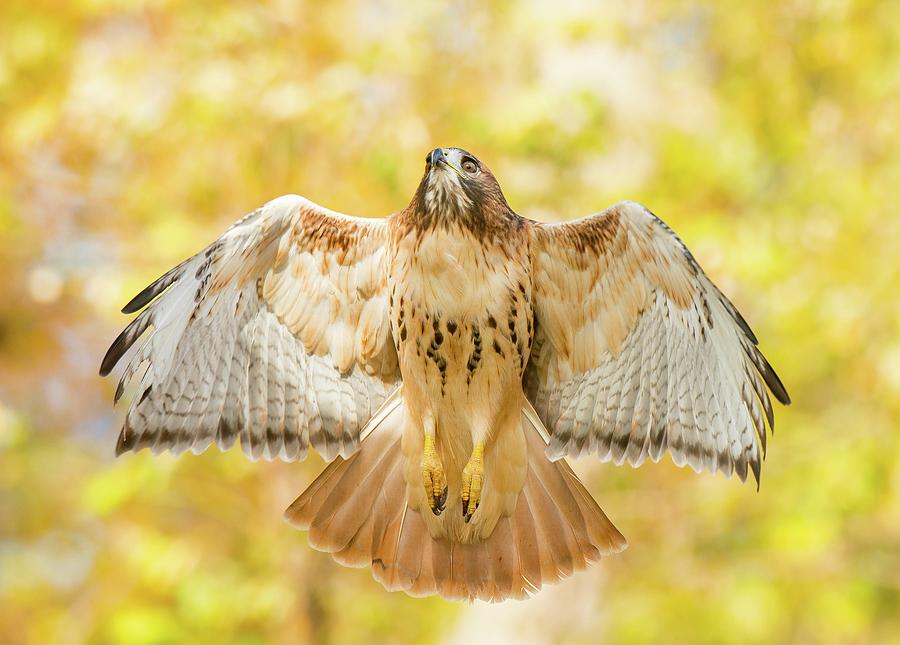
121, 261, 188, 314
731, 305, 759, 345
718, 293, 760, 345
775, 380, 792, 406
99, 310, 153, 378
759, 354, 791, 406
763, 397, 775, 432
121, 290, 153, 314
99, 325, 136, 377
99, 343, 120, 377
115, 428, 133, 456
121, 283, 161, 314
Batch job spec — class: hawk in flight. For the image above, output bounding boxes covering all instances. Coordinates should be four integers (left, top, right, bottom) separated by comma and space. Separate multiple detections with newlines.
101, 148, 790, 601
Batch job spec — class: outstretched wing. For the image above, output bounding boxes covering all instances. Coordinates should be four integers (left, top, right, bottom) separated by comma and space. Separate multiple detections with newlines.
100, 195, 399, 462
525, 201, 790, 484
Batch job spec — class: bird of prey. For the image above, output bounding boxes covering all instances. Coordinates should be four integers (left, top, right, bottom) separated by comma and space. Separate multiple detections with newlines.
101, 147, 790, 601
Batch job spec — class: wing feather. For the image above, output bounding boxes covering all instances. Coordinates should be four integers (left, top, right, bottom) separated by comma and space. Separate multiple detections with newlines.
102, 195, 399, 462
526, 201, 790, 484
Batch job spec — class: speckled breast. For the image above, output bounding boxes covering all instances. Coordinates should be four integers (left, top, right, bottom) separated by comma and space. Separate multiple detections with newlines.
388, 224, 534, 402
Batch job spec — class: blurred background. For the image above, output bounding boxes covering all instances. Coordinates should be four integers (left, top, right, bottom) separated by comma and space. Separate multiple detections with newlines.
1, 0, 898, 643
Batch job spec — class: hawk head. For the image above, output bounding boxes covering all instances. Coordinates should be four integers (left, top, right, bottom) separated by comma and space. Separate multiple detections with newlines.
413, 148, 512, 228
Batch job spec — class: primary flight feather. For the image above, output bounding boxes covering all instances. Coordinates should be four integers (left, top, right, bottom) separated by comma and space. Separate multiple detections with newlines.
101, 147, 789, 601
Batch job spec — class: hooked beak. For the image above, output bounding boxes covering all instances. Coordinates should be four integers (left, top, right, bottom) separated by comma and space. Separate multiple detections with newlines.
427, 148, 466, 179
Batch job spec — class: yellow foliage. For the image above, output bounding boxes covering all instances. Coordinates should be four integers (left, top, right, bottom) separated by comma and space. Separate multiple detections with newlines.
1, 1, 898, 643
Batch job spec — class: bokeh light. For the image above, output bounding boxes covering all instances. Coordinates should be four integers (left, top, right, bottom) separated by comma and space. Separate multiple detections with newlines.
2, 1, 898, 643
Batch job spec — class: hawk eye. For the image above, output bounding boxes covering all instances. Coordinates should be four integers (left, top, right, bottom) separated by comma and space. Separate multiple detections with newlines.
461, 158, 478, 174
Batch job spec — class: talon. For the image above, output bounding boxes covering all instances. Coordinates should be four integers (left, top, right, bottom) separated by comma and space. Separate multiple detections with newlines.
461, 441, 485, 521
433, 485, 448, 515
422, 433, 447, 515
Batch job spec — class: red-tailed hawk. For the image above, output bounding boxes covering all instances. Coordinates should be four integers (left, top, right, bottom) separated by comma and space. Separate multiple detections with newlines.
101, 147, 790, 601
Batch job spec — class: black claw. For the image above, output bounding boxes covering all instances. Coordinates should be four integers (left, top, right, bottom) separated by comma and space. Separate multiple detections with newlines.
463, 499, 479, 523
462, 496, 478, 521
432, 486, 448, 515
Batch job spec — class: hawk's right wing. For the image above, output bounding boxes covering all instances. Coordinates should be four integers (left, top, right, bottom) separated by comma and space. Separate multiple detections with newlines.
100, 195, 400, 462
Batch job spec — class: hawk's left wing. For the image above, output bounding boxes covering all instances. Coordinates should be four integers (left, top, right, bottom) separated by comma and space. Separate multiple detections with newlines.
524, 201, 789, 484
100, 195, 399, 462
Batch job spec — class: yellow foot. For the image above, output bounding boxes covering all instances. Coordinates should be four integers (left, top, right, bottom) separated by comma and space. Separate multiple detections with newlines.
461, 442, 485, 522
422, 433, 448, 515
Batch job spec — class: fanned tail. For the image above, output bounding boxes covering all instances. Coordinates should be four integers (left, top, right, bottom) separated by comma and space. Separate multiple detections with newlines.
285, 394, 626, 602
